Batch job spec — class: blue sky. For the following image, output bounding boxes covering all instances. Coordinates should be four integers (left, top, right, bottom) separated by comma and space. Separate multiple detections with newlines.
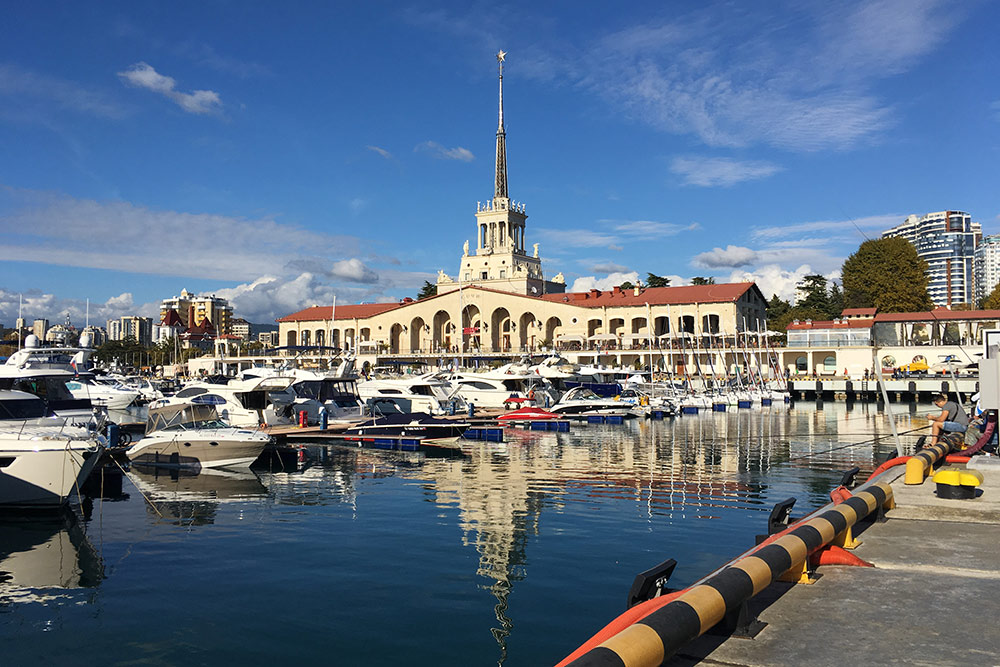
1, 0, 998, 326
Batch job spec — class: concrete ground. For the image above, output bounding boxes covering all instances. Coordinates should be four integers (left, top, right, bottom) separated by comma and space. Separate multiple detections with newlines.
665, 458, 1000, 667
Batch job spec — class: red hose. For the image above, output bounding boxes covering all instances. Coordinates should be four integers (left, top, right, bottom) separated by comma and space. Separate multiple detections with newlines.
945, 454, 971, 464
866, 456, 911, 482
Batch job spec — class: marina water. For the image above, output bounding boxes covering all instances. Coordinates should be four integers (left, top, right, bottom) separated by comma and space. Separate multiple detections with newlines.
0, 402, 916, 665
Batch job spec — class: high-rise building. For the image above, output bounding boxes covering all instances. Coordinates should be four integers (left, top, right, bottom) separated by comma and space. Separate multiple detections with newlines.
121, 316, 153, 345
32, 318, 49, 339
160, 289, 233, 334
230, 318, 251, 341
106, 319, 123, 341
882, 211, 982, 308
975, 234, 1000, 304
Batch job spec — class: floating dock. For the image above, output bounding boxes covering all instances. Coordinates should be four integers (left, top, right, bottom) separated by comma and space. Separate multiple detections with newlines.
788, 376, 979, 402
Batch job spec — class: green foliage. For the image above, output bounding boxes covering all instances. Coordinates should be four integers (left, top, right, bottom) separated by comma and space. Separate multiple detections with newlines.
771, 306, 829, 333
841, 237, 933, 312
619, 280, 635, 290
795, 274, 831, 314
766, 294, 791, 323
828, 281, 845, 316
690, 276, 715, 285
646, 273, 670, 288
417, 280, 438, 300
93, 336, 146, 365
983, 282, 1000, 310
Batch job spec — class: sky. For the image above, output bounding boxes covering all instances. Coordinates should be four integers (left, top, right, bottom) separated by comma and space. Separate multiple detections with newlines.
1, 0, 998, 327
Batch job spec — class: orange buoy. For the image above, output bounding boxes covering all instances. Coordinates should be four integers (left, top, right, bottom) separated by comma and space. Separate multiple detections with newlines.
809, 544, 873, 568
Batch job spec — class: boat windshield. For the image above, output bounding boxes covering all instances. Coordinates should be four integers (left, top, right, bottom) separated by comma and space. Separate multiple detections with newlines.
570, 388, 600, 400
146, 404, 230, 433
294, 380, 360, 407
0, 396, 48, 420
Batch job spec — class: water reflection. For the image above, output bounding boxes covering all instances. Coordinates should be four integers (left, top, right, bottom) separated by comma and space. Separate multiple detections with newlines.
128, 465, 269, 526
0, 512, 103, 604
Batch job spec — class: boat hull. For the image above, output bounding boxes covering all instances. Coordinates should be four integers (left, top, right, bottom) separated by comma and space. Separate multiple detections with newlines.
0, 441, 100, 507
128, 431, 270, 469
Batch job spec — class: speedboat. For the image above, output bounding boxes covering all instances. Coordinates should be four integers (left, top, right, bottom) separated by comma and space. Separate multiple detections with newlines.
127, 402, 271, 469
617, 387, 676, 416
0, 390, 103, 507
65, 374, 140, 410
150, 376, 298, 428
549, 386, 642, 418
344, 408, 468, 441
442, 366, 555, 409
239, 363, 363, 425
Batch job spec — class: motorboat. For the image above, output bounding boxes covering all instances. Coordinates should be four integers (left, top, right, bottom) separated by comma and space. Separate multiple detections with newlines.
496, 407, 562, 421
65, 374, 140, 410
358, 375, 461, 415
239, 363, 363, 424
150, 376, 298, 427
0, 390, 103, 507
0, 340, 96, 423
617, 387, 676, 416
344, 407, 468, 441
0, 513, 103, 595
549, 386, 642, 418
442, 366, 556, 409
127, 402, 271, 469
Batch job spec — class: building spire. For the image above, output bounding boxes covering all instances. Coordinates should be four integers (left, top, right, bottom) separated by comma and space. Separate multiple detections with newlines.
494, 50, 508, 200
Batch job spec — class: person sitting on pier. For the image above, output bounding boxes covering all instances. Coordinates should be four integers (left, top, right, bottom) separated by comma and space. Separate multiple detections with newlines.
927, 392, 969, 447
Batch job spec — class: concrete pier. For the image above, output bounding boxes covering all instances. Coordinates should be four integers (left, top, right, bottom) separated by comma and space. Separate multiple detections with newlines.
788, 376, 979, 402
664, 460, 1000, 666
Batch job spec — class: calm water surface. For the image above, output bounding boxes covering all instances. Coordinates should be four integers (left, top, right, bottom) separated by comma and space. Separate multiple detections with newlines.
0, 402, 920, 665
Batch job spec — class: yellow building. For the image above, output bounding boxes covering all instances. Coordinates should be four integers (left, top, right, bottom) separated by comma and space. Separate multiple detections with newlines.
277, 52, 767, 368
160, 288, 233, 335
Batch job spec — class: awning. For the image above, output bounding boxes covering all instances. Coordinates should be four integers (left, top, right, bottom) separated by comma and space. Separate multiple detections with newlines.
555, 334, 585, 343
588, 333, 618, 341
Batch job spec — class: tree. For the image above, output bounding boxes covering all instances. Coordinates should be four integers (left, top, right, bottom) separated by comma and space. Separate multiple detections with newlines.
619, 281, 635, 290
690, 276, 715, 285
828, 281, 845, 317
766, 294, 791, 323
417, 280, 438, 300
841, 237, 933, 312
795, 274, 831, 315
646, 273, 670, 288
983, 282, 1000, 310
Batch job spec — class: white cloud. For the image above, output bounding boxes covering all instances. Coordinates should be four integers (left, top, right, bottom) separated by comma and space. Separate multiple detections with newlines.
330, 258, 378, 283
670, 156, 782, 187
0, 187, 361, 282
751, 214, 901, 241
586, 261, 630, 274
366, 145, 392, 159
536, 228, 619, 249
0, 288, 155, 327
118, 62, 222, 114
609, 220, 700, 238
539, 218, 697, 252
349, 198, 367, 214
727, 265, 815, 303
571, 271, 640, 292
415, 141, 475, 162
693, 245, 760, 268
0, 63, 124, 118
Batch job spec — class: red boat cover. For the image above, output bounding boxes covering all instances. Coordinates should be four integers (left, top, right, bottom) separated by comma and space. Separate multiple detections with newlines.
497, 407, 561, 421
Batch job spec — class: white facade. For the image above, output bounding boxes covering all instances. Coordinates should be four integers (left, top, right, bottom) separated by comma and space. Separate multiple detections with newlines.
975, 233, 1000, 304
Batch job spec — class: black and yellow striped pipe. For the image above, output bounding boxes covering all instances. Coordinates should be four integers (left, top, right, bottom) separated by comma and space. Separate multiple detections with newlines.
564, 482, 894, 667
904, 442, 949, 485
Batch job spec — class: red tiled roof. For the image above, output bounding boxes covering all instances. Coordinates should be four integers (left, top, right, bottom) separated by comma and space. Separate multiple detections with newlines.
787, 319, 874, 330
277, 303, 402, 323
539, 282, 758, 307
160, 308, 184, 326
841, 307, 876, 317
874, 308, 1000, 322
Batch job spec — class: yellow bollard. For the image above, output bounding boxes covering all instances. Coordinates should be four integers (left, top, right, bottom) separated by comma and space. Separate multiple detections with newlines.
904, 456, 927, 484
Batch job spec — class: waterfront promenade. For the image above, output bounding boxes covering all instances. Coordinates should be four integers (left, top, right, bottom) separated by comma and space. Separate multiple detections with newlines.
664, 460, 1000, 666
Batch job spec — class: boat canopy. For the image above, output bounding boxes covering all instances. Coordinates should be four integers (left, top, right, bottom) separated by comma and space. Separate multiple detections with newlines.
146, 403, 227, 434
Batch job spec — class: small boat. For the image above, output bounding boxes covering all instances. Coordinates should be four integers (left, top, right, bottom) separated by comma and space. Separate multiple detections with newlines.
127, 402, 271, 469
344, 410, 468, 441
549, 386, 642, 418
497, 407, 562, 421
0, 390, 103, 507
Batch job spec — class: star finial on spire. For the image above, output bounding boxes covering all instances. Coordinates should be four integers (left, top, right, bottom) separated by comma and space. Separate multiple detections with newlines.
497, 50, 506, 64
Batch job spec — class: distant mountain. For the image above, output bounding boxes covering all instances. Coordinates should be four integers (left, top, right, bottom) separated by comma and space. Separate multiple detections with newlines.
250, 322, 278, 335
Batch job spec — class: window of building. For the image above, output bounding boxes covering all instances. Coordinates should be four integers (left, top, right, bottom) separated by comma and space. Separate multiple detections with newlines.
499, 270, 505, 279
481, 271, 488, 280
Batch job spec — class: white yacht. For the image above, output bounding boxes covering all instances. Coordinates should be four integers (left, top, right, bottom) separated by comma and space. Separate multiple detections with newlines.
128, 402, 271, 469
443, 366, 555, 409
239, 361, 363, 424
358, 374, 461, 415
150, 376, 297, 428
0, 338, 97, 423
65, 375, 140, 410
549, 386, 642, 418
0, 390, 103, 507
